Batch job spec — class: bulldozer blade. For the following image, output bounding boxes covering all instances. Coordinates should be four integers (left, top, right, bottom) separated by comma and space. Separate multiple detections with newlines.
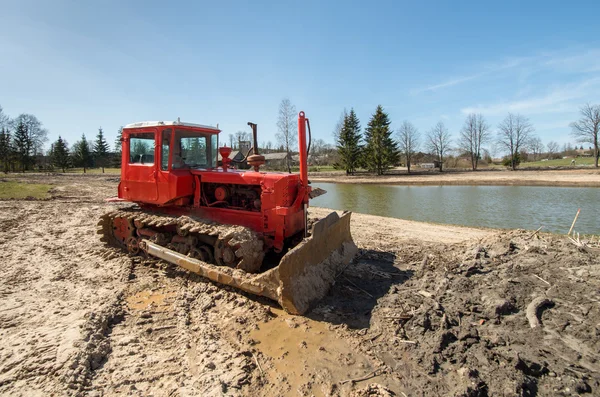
139, 211, 357, 315
275, 211, 357, 314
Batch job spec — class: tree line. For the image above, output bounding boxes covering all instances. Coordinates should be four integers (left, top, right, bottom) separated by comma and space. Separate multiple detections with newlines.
0, 108, 49, 172
335, 103, 600, 175
2, 100, 598, 174
48, 129, 114, 173
0, 103, 124, 173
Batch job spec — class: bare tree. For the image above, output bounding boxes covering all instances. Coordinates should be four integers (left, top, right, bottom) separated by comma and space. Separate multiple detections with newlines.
528, 137, 545, 161
234, 130, 251, 148
426, 121, 452, 172
546, 141, 559, 159
276, 98, 297, 173
228, 133, 235, 148
458, 113, 491, 170
12, 114, 48, 156
396, 121, 420, 174
333, 108, 348, 143
0, 105, 10, 130
570, 103, 600, 167
496, 113, 535, 170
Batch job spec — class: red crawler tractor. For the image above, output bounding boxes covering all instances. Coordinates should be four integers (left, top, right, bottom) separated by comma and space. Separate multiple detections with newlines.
99, 111, 356, 314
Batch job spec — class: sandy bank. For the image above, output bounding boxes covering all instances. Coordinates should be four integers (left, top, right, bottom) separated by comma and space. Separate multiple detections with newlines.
310, 207, 493, 245
309, 168, 600, 187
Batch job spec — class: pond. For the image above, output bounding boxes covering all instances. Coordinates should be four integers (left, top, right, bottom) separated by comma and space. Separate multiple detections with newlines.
311, 183, 600, 235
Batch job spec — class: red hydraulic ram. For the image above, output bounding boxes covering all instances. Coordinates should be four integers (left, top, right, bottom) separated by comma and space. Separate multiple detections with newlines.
298, 111, 310, 236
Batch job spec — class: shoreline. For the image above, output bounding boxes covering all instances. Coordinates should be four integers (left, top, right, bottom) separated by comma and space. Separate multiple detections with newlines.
309, 168, 600, 187
309, 207, 495, 245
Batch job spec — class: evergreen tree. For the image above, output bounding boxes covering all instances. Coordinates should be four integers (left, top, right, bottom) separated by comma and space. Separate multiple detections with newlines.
13, 114, 48, 157
51, 136, 70, 172
93, 127, 110, 173
335, 109, 362, 175
13, 121, 31, 172
112, 126, 123, 168
188, 137, 206, 165
72, 133, 92, 173
363, 105, 400, 175
0, 128, 12, 173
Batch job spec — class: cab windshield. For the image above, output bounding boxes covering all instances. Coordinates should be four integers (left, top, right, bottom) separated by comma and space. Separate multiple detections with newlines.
164, 129, 218, 170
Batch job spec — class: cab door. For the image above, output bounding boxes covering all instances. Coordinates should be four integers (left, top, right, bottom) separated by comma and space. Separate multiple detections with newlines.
121, 129, 159, 202
156, 128, 173, 204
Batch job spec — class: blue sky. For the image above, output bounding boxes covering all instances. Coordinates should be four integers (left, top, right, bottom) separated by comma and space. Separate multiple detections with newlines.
1, 0, 599, 154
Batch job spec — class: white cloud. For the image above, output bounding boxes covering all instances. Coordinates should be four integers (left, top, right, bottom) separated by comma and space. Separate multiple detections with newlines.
411, 73, 486, 94
412, 47, 600, 96
543, 49, 600, 73
460, 78, 600, 116
535, 120, 572, 131
411, 56, 531, 94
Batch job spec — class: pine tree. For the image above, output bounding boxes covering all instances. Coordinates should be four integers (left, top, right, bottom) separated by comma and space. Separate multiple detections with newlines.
336, 109, 362, 175
0, 128, 12, 173
363, 105, 400, 175
93, 127, 110, 173
112, 126, 123, 168
51, 136, 70, 172
13, 121, 31, 172
72, 133, 92, 173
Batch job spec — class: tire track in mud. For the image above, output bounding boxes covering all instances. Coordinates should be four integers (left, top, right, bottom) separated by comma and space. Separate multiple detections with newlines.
0, 199, 134, 396
88, 259, 272, 396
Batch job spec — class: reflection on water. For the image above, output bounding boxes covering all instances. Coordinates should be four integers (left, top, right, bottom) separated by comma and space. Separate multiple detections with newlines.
311, 183, 600, 234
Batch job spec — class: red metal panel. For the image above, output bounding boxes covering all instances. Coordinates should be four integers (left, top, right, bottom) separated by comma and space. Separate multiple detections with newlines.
120, 128, 159, 202
117, 119, 310, 253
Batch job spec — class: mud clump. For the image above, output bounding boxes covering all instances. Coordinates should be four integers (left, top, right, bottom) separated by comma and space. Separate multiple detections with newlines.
59, 299, 125, 395
360, 230, 600, 396
349, 383, 397, 396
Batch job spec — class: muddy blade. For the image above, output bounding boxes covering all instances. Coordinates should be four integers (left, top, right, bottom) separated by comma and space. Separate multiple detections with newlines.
138, 211, 357, 315
276, 211, 357, 314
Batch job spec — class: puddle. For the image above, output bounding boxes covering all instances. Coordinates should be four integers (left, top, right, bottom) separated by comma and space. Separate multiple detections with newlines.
126, 289, 176, 311
250, 308, 393, 396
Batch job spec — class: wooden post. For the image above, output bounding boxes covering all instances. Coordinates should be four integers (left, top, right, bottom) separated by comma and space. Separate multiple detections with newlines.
567, 208, 581, 236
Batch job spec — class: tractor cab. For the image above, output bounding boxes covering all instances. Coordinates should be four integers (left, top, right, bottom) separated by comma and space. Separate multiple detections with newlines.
119, 120, 220, 204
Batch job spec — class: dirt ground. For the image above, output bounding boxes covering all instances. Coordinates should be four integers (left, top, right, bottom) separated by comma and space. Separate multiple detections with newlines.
309, 168, 600, 187
0, 174, 599, 396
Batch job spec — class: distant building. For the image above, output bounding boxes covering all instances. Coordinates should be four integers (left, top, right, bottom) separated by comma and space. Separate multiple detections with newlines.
575, 148, 593, 157
239, 140, 251, 154
217, 150, 249, 169
264, 152, 292, 169
291, 154, 316, 164
419, 160, 441, 169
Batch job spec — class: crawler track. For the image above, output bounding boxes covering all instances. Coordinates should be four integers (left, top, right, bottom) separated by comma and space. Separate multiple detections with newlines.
98, 208, 265, 273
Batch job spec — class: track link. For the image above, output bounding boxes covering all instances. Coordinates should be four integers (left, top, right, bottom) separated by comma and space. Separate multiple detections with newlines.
98, 208, 265, 273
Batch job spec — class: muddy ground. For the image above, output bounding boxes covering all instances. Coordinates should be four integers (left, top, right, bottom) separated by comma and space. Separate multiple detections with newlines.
0, 174, 599, 396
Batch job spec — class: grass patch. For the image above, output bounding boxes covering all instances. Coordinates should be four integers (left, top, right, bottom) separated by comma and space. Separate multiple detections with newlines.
521, 157, 597, 167
0, 181, 52, 199
62, 167, 121, 174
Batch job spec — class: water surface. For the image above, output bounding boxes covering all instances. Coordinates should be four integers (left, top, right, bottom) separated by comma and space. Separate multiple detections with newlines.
311, 183, 599, 234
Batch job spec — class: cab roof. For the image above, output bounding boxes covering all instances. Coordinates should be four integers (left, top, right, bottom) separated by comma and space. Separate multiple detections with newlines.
124, 120, 220, 132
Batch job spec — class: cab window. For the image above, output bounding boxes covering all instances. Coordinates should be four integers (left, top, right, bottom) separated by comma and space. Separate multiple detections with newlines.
173, 129, 216, 169
161, 129, 172, 171
129, 133, 155, 165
